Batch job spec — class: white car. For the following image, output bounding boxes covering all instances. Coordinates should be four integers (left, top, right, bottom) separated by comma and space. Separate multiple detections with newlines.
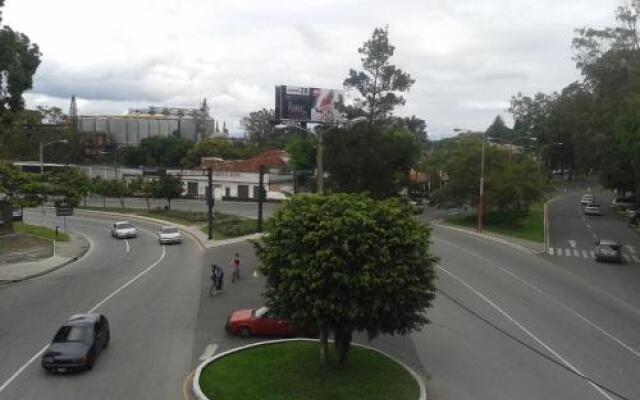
158, 226, 181, 244
111, 221, 137, 239
584, 204, 602, 216
580, 194, 594, 206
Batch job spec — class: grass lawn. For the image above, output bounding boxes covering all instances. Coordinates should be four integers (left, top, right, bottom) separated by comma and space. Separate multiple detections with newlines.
13, 221, 70, 242
199, 341, 419, 400
78, 206, 257, 239
446, 202, 544, 243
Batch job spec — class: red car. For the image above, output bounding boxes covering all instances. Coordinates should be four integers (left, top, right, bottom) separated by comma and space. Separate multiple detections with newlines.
225, 307, 296, 338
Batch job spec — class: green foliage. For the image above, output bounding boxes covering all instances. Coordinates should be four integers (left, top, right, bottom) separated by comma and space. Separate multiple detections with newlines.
285, 135, 317, 170
0, 162, 47, 207
254, 194, 437, 367
343, 26, 415, 123
119, 136, 193, 167
0, 22, 41, 113
151, 174, 183, 209
241, 108, 291, 146
13, 221, 70, 242
183, 138, 263, 167
324, 124, 420, 198
485, 115, 513, 139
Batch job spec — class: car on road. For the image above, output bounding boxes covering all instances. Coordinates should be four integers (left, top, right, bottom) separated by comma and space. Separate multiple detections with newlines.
111, 221, 137, 239
158, 226, 181, 244
584, 203, 602, 216
611, 196, 636, 209
594, 240, 623, 263
41, 313, 110, 373
226, 306, 303, 338
580, 194, 594, 206
625, 207, 640, 218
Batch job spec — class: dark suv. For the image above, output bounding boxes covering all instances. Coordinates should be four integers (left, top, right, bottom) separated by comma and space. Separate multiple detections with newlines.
41, 313, 110, 372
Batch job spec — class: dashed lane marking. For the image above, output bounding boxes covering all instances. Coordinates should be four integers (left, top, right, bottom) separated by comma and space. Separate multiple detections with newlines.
569, 240, 577, 248
633, 255, 640, 263
582, 250, 589, 258
565, 248, 572, 257
549, 248, 555, 256
624, 254, 631, 262
199, 344, 218, 361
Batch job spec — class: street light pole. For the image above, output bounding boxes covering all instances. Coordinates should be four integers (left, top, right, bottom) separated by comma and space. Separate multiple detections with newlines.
478, 132, 486, 233
39, 139, 68, 174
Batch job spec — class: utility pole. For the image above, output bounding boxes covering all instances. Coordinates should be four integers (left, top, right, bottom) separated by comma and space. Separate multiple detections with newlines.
478, 133, 486, 233
257, 165, 266, 232
207, 167, 214, 240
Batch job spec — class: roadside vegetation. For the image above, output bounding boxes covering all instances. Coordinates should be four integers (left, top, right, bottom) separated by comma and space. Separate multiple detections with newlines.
200, 342, 419, 400
13, 221, 70, 242
446, 202, 544, 243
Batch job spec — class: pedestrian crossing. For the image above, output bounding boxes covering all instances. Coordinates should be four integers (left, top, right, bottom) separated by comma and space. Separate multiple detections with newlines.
546, 245, 640, 263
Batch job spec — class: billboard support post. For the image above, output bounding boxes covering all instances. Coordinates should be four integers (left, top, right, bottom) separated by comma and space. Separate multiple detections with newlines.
317, 129, 324, 194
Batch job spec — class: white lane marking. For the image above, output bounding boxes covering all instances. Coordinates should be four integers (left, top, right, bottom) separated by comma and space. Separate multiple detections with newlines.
437, 264, 617, 400
632, 255, 639, 263
199, 344, 218, 361
435, 239, 640, 358
627, 246, 636, 254
581, 250, 588, 258
565, 248, 572, 257
573, 249, 580, 257
549, 248, 555, 256
0, 246, 167, 395
589, 251, 595, 259
557, 248, 562, 256
623, 254, 631, 262
569, 240, 577, 248
125, 239, 130, 253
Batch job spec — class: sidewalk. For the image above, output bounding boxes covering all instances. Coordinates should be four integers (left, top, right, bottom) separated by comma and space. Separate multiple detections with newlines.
0, 232, 90, 283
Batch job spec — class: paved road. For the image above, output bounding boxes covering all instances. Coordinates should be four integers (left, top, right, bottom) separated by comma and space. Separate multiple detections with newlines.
547, 188, 640, 307
81, 196, 279, 219
189, 217, 640, 399
0, 211, 204, 400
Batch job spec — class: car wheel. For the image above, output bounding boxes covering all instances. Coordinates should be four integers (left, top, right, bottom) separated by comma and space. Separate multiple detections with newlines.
238, 327, 252, 338
103, 333, 110, 349
86, 354, 95, 371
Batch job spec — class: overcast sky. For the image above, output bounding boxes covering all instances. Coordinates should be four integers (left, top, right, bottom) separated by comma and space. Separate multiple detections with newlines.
4, 0, 618, 138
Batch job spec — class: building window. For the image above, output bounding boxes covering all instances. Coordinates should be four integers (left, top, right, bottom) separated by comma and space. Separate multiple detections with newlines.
238, 185, 249, 199
225, 187, 231, 197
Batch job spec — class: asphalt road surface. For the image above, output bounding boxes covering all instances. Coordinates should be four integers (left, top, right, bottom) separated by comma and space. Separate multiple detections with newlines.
2, 190, 639, 400
0, 211, 204, 400
547, 188, 640, 307
82, 196, 278, 219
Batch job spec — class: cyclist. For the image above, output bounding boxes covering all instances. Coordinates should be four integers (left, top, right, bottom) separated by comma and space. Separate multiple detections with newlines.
211, 263, 224, 293
231, 253, 240, 282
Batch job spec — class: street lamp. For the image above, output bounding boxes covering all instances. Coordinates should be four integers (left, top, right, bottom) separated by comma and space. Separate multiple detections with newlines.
478, 131, 486, 232
275, 117, 367, 194
39, 139, 68, 174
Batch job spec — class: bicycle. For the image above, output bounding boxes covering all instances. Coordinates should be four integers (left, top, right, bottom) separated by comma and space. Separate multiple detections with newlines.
231, 265, 240, 283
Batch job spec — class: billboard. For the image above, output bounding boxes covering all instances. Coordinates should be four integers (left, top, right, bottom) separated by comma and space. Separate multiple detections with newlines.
275, 85, 345, 123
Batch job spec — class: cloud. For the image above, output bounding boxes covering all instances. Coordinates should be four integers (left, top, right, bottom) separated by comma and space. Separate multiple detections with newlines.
4, 0, 620, 138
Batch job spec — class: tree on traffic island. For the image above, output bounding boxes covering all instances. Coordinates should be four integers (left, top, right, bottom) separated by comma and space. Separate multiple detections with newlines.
254, 193, 437, 368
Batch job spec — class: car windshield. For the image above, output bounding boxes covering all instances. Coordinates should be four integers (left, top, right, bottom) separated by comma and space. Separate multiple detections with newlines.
53, 325, 92, 344
161, 227, 178, 234
117, 224, 132, 230
253, 306, 269, 318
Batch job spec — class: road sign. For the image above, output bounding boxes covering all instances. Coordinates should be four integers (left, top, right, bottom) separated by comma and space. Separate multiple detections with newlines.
55, 205, 74, 217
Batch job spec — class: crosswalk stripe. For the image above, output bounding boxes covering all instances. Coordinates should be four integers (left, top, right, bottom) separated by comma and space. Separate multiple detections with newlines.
589, 251, 595, 258
624, 255, 631, 262
565, 249, 572, 257
549, 248, 555, 255
632, 255, 639, 263
573, 249, 580, 257
557, 248, 563, 256
628, 246, 636, 254
581, 250, 588, 258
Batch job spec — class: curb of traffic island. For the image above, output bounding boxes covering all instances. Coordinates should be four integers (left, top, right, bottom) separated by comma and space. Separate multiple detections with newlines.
434, 222, 543, 255
0, 231, 91, 285
192, 338, 427, 400
75, 209, 265, 251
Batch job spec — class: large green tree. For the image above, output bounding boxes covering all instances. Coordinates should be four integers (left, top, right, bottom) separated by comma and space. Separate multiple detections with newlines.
0, 0, 41, 114
485, 115, 513, 140
285, 135, 316, 171
343, 26, 415, 124
119, 136, 193, 168
151, 174, 183, 210
254, 194, 437, 368
323, 123, 420, 198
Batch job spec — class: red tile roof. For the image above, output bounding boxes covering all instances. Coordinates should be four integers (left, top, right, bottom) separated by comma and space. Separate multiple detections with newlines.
199, 150, 288, 172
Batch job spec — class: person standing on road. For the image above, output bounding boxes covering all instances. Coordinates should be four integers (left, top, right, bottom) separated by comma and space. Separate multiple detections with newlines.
211, 263, 224, 292
231, 253, 241, 282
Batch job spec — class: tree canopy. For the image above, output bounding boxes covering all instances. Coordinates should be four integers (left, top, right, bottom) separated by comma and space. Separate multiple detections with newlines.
254, 194, 437, 368
343, 26, 415, 123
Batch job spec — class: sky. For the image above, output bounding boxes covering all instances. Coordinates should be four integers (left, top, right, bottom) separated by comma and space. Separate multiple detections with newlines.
3, 0, 619, 138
